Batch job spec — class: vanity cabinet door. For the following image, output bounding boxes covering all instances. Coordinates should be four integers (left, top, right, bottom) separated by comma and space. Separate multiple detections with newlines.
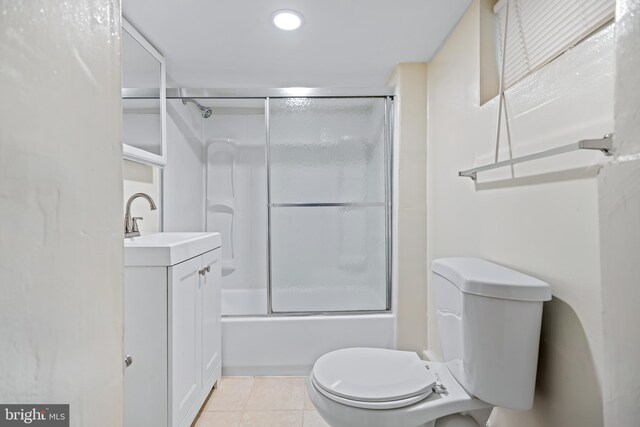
124, 267, 168, 427
201, 248, 222, 387
169, 256, 202, 427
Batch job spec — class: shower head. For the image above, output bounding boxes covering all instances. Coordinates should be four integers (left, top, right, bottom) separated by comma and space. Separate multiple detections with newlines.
182, 98, 213, 118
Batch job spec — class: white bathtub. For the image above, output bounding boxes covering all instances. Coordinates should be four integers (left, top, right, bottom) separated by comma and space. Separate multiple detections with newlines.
221, 289, 395, 376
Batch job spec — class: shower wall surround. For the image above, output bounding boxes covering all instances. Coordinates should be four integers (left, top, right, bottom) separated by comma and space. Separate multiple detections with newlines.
162, 93, 395, 374
203, 104, 267, 297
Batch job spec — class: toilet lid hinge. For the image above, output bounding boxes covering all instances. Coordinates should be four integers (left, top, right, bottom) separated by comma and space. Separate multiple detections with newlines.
432, 375, 448, 395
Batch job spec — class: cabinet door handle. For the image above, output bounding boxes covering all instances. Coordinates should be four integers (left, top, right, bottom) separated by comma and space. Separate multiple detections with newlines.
199, 268, 206, 276
124, 355, 133, 368
205, 266, 211, 273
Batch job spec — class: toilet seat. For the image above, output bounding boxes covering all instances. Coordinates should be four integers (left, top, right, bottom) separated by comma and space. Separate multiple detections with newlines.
311, 348, 437, 410
307, 357, 493, 427
310, 371, 435, 410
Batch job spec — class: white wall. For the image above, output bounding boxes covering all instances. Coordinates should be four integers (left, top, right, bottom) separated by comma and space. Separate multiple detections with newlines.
0, 1, 124, 426
386, 64, 429, 354
599, 0, 640, 424
425, 1, 614, 425
163, 98, 205, 232
123, 83, 202, 235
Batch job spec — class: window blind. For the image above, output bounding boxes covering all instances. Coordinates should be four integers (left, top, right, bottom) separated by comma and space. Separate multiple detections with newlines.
494, 0, 615, 88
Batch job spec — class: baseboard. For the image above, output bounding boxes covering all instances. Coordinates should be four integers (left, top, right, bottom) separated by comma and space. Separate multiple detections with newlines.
222, 364, 312, 377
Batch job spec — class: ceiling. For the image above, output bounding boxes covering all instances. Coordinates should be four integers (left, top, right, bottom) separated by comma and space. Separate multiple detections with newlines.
123, 0, 471, 88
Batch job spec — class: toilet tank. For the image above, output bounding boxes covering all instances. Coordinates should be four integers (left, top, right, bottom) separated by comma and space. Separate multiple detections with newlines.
431, 257, 551, 411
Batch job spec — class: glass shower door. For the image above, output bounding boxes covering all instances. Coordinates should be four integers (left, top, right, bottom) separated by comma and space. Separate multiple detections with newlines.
268, 97, 390, 313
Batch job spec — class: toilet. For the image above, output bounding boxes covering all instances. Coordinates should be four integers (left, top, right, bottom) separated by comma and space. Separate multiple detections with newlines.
307, 257, 552, 427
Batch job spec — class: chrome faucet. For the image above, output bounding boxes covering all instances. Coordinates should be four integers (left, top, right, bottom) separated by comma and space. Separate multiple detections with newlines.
124, 193, 157, 238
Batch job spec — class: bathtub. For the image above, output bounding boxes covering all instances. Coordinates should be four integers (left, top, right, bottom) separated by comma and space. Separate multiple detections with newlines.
221, 288, 395, 376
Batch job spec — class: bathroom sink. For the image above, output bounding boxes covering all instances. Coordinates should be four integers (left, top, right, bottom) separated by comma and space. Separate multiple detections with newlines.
124, 232, 221, 267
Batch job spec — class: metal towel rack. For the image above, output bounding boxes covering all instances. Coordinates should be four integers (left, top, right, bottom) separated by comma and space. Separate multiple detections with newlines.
458, 134, 614, 181
462, 2, 615, 182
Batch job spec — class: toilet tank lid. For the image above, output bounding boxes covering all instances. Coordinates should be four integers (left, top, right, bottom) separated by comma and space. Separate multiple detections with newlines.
432, 257, 552, 302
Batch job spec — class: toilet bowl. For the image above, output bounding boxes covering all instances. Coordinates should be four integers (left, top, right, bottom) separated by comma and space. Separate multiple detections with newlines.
307, 258, 552, 427
306, 347, 492, 427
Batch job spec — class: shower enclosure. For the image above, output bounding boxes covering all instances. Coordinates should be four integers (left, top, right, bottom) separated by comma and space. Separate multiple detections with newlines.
268, 97, 390, 314
159, 88, 395, 374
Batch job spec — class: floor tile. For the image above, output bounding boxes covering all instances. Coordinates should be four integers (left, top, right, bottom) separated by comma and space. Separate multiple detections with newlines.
195, 411, 242, 427
240, 411, 303, 427
303, 410, 329, 427
204, 377, 255, 412
245, 377, 305, 411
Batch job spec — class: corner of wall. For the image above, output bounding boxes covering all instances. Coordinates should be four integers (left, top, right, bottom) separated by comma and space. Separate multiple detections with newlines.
479, 0, 500, 104
599, 0, 640, 424
386, 63, 429, 355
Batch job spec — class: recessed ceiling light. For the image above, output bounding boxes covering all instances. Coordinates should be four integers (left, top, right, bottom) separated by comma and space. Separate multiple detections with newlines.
272, 10, 304, 31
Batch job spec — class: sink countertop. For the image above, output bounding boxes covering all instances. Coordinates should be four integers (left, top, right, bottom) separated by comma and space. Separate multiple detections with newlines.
124, 232, 222, 267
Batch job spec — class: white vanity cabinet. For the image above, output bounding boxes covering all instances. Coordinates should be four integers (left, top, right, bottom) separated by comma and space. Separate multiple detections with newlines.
200, 250, 223, 387
124, 233, 222, 427
169, 250, 222, 427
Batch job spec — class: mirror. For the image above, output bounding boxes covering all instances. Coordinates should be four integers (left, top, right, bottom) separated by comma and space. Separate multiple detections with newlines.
122, 18, 166, 167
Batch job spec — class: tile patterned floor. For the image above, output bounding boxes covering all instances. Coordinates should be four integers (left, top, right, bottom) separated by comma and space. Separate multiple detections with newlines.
193, 376, 330, 427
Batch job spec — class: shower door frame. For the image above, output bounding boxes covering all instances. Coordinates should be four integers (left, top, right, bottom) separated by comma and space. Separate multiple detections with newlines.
124, 87, 395, 316
265, 95, 393, 316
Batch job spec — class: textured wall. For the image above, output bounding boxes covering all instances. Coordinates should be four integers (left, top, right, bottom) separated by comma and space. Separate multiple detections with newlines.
425, 1, 613, 425
613, 0, 640, 158
599, 0, 640, 424
0, 1, 124, 425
